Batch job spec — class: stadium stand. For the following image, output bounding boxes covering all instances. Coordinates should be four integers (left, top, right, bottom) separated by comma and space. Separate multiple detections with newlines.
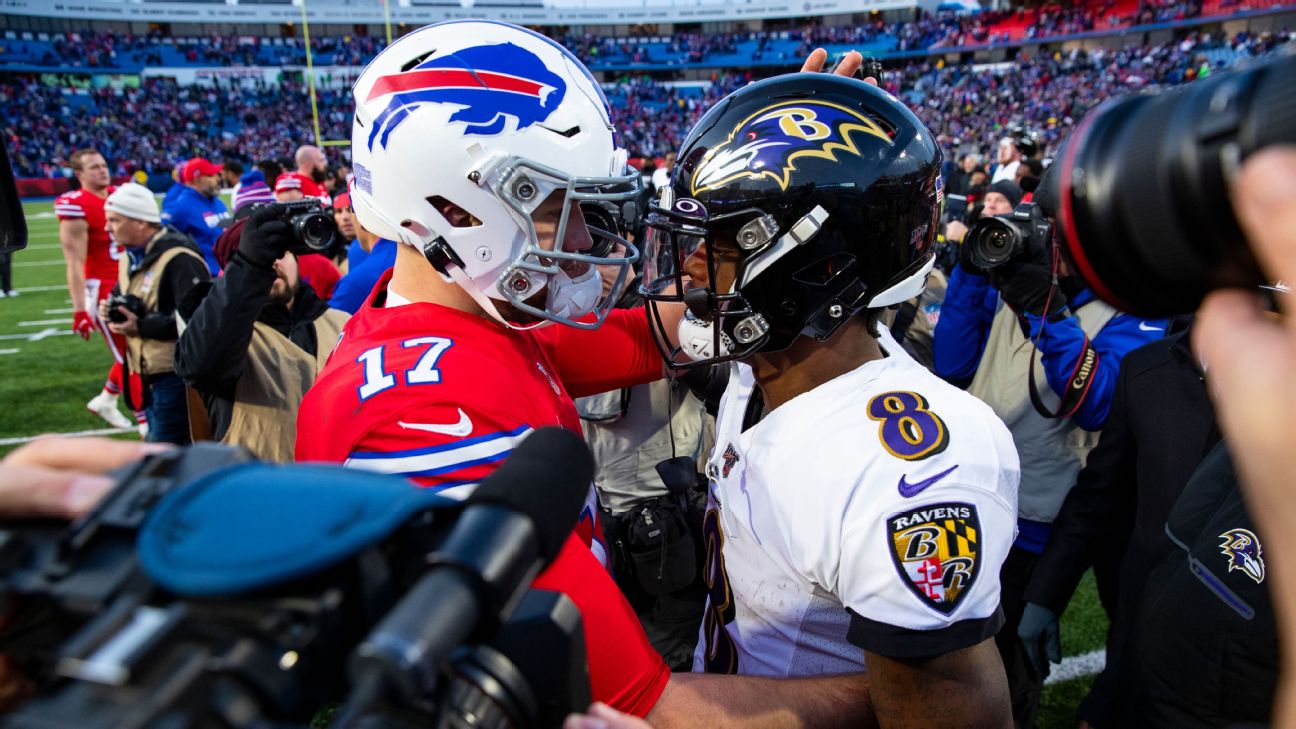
3, 28, 1286, 182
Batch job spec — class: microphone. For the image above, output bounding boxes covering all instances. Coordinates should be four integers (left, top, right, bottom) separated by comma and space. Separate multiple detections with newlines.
342, 427, 594, 717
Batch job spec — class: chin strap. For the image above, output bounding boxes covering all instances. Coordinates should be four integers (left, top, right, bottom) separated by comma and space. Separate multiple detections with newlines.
422, 235, 543, 331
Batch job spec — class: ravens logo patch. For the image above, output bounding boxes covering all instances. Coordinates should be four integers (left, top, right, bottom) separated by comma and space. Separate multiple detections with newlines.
887, 502, 981, 615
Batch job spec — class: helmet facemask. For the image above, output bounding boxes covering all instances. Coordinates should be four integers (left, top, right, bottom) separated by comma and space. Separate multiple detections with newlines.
460, 153, 641, 330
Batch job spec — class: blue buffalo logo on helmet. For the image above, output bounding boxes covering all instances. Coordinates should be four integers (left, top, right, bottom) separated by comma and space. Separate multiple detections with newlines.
690, 99, 893, 195
365, 43, 567, 150
1219, 528, 1266, 584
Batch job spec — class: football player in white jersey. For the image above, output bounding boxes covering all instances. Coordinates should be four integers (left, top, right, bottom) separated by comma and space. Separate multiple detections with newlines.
640, 72, 1020, 726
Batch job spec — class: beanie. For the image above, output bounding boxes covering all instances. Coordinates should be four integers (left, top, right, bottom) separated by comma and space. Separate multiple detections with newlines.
105, 183, 161, 224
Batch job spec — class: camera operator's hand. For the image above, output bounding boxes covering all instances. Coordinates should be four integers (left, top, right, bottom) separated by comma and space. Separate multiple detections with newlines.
107, 305, 140, 337
0, 437, 171, 518
72, 311, 94, 341
238, 204, 295, 269
946, 220, 969, 246
1196, 148, 1296, 724
992, 262, 1066, 317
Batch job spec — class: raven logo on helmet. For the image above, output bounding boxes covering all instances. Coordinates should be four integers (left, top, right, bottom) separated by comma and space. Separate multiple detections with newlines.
690, 100, 893, 195
365, 43, 567, 150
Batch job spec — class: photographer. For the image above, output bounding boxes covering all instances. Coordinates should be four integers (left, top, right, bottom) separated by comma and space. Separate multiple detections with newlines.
932, 166, 1167, 728
174, 205, 349, 462
100, 184, 211, 446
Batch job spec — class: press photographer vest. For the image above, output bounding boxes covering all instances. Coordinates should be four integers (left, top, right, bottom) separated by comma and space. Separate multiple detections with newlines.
968, 297, 1116, 523
220, 309, 349, 463
118, 236, 205, 377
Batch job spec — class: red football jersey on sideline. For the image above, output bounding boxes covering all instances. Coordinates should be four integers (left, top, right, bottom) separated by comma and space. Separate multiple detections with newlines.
54, 186, 119, 283
296, 269, 670, 716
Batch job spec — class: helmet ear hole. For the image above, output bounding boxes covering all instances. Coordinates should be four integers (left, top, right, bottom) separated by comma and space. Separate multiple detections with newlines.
426, 196, 482, 228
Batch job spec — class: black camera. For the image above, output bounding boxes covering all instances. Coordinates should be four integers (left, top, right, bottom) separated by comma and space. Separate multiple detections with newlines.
1055, 51, 1296, 317
104, 292, 145, 324
273, 199, 339, 254
964, 202, 1053, 271
0, 432, 595, 729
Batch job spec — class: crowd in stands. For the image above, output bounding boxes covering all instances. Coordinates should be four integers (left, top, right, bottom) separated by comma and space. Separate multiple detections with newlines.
2, 0, 1284, 74
3, 28, 1282, 180
2, 77, 351, 178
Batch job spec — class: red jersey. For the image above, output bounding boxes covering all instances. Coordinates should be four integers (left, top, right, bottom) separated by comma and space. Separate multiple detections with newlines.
296, 269, 669, 716
55, 186, 119, 283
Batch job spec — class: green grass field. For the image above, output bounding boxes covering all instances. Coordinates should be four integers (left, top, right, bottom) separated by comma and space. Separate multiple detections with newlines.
0, 197, 1110, 726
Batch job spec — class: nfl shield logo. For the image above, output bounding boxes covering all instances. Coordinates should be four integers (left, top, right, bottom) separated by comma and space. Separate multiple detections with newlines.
887, 502, 982, 615
721, 443, 740, 478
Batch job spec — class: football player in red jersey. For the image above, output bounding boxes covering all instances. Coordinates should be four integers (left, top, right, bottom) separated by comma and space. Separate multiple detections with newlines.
295, 21, 674, 717
56, 149, 144, 433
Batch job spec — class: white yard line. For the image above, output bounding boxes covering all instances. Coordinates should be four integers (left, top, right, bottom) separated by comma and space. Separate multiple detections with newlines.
0, 328, 71, 341
12, 260, 64, 268
43, 307, 74, 314
1044, 649, 1105, 686
0, 348, 18, 355
18, 319, 68, 327
13, 285, 70, 293
0, 426, 134, 447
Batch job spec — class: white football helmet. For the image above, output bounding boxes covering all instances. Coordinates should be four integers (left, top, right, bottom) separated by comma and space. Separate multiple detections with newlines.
350, 20, 639, 329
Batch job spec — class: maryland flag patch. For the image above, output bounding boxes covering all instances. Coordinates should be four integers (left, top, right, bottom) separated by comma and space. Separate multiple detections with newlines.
887, 502, 981, 615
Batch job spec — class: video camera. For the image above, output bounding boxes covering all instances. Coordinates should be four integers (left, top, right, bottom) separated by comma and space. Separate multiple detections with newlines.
0, 429, 596, 729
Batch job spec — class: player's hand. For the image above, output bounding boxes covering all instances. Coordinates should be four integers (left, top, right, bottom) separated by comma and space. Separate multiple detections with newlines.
72, 311, 94, 340
239, 204, 296, 269
800, 49, 876, 85
107, 306, 140, 337
564, 702, 654, 729
1017, 602, 1062, 676
97, 298, 112, 325
0, 437, 171, 518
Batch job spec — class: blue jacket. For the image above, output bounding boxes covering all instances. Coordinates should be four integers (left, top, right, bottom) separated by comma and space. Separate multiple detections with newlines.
161, 185, 228, 275
346, 239, 371, 273
933, 267, 1169, 432
330, 239, 397, 314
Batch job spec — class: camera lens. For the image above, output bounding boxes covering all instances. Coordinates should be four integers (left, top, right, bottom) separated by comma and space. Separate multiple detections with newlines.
1058, 52, 1296, 317
291, 211, 338, 253
967, 217, 1024, 270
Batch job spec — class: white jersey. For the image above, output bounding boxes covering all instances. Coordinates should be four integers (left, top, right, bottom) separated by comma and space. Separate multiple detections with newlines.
693, 328, 1019, 677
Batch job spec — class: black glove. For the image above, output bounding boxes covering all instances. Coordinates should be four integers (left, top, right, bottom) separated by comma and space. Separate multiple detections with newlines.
1017, 602, 1062, 676
237, 204, 295, 270
956, 238, 989, 278
992, 261, 1067, 317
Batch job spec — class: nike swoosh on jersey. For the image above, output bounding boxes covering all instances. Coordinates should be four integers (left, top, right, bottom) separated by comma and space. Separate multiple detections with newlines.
398, 408, 473, 437
1138, 322, 1164, 332
897, 464, 959, 498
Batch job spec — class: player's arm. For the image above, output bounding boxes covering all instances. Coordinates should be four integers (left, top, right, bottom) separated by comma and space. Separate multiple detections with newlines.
57, 217, 91, 338
648, 672, 875, 729
541, 306, 671, 397
865, 640, 1010, 728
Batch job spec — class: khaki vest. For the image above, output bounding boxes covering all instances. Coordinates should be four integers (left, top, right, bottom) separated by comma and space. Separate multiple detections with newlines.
968, 298, 1117, 523
118, 238, 205, 376
219, 309, 349, 463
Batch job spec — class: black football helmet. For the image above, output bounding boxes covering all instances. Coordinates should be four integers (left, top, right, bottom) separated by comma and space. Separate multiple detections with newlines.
641, 73, 943, 368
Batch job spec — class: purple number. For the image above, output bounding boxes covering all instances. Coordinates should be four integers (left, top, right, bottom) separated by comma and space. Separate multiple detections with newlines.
701, 504, 738, 674
867, 390, 950, 461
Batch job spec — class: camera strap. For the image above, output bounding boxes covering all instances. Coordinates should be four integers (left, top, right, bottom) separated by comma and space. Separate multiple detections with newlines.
1026, 333, 1098, 420
1025, 242, 1099, 420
